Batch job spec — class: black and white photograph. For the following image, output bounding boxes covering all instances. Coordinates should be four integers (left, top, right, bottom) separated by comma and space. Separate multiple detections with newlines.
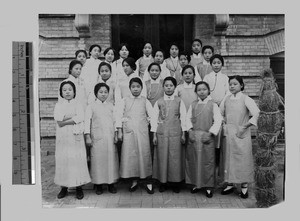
39, 14, 285, 208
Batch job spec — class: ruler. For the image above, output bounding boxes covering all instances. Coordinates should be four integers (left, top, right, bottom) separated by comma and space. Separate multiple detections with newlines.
12, 42, 35, 185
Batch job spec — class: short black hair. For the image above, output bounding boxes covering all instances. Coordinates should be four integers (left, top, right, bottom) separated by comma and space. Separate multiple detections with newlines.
89, 44, 102, 55
179, 51, 191, 63
163, 76, 177, 88
123, 57, 136, 71
229, 75, 245, 91
98, 62, 112, 74
195, 81, 211, 95
154, 49, 166, 59
75, 49, 87, 58
201, 45, 214, 54
94, 82, 110, 97
129, 77, 143, 89
192, 38, 203, 47
103, 47, 116, 61
210, 54, 224, 66
118, 43, 130, 52
147, 62, 161, 72
59, 81, 76, 98
181, 65, 195, 76
68, 60, 82, 75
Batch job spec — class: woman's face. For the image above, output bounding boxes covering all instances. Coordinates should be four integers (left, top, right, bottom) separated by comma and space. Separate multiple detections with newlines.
179, 55, 189, 68
130, 82, 142, 97
203, 48, 213, 62
105, 49, 115, 63
192, 41, 201, 54
76, 52, 87, 65
62, 83, 74, 100
182, 67, 194, 84
154, 51, 164, 64
149, 65, 161, 81
143, 43, 152, 57
70, 64, 82, 78
229, 78, 242, 95
96, 86, 109, 102
196, 83, 209, 100
164, 80, 175, 96
211, 58, 222, 73
99, 65, 111, 81
90, 46, 101, 59
122, 61, 133, 75
119, 46, 129, 59
170, 45, 179, 58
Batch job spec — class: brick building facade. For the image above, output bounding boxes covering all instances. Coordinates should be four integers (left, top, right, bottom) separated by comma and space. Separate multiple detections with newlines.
38, 14, 285, 155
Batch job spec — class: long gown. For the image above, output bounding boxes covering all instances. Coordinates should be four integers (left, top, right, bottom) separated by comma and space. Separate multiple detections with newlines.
54, 99, 91, 187
220, 92, 259, 183
152, 96, 185, 183
84, 100, 119, 184
185, 99, 218, 188
119, 96, 152, 179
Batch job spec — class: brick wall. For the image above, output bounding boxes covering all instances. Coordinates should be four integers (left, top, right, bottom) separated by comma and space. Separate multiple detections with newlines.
194, 14, 284, 98
39, 14, 112, 153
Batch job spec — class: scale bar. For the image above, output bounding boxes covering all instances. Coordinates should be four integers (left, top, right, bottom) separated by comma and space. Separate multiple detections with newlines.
12, 42, 35, 185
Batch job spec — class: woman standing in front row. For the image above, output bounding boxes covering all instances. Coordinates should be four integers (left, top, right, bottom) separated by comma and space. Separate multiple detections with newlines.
185, 81, 222, 198
152, 76, 187, 193
220, 75, 260, 199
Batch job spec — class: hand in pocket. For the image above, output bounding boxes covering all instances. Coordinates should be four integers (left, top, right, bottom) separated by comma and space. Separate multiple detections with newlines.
188, 130, 195, 143
201, 132, 212, 144
236, 126, 247, 139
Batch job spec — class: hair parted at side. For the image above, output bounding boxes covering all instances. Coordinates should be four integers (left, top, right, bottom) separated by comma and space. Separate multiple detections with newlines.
147, 62, 161, 72
181, 64, 195, 76
94, 82, 110, 97
98, 62, 112, 74
129, 77, 143, 89
201, 45, 214, 54
229, 75, 245, 91
75, 49, 87, 58
68, 60, 82, 75
163, 76, 177, 88
59, 80, 76, 98
89, 44, 102, 55
210, 54, 224, 66
195, 81, 211, 95
123, 57, 136, 71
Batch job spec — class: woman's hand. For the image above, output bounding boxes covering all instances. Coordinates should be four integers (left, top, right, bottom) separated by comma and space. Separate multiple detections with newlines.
114, 131, 118, 144
85, 134, 92, 148
236, 125, 247, 139
188, 129, 195, 143
201, 132, 213, 144
117, 128, 123, 142
181, 132, 186, 145
153, 133, 158, 146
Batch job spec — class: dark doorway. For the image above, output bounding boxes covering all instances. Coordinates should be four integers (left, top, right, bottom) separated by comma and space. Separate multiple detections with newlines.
270, 52, 285, 99
111, 14, 193, 60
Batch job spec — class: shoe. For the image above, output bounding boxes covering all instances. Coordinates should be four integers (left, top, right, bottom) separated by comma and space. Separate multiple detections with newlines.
159, 184, 166, 192
240, 190, 248, 199
206, 190, 213, 198
145, 184, 154, 194
172, 186, 181, 193
221, 186, 234, 195
57, 187, 68, 199
95, 184, 103, 195
76, 187, 84, 200
129, 183, 138, 192
108, 184, 117, 194
191, 187, 200, 194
